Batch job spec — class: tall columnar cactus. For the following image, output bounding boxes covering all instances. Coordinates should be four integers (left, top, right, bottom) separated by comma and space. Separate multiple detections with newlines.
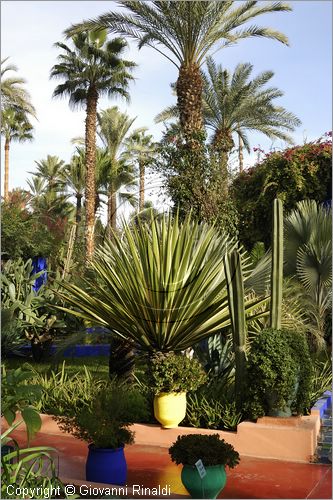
270, 198, 284, 330
224, 250, 247, 406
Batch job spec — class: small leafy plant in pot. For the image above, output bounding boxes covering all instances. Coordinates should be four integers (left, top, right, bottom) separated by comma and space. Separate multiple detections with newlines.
149, 352, 207, 428
246, 328, 313, 418
169, 433, 240, 499
55, 383, 148, 485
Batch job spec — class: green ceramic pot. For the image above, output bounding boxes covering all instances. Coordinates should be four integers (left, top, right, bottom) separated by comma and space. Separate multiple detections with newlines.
181, 464, 227, 499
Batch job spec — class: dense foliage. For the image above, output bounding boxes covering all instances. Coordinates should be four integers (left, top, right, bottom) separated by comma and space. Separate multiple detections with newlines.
1, 259, 64, 358
55, 383, 148, 448
155, 133, 239, 236
169, 433, 240, 468
232, 134, 332, 248
1, 202, 59, 260
149, 352, 207, 394
246, 328, 313, 418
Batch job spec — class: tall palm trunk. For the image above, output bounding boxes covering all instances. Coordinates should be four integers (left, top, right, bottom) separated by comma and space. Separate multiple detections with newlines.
108, 156, 118, 238
75, 194, 82, 224
176, 63, 203, 145
139, 161, 145, 212
4, 138, 10, 201
85, 86, 98, 261
106, 190, 117, 239
238, 135, 244, 173
110, 190, 117, 233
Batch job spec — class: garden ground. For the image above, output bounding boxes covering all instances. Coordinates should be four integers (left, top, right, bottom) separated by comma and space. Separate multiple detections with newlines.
8, 425, 332, 499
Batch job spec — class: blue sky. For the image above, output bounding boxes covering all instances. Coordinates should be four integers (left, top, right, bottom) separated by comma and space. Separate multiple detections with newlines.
1, 0, 332, 203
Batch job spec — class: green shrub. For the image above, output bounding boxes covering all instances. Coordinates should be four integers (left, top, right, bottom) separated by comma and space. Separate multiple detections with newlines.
149, 352, 207, 394
232, 134, 332, 249
156, 132, 239, 235
246, 328, 313, 418
169, 434, 240, 468
1, 202, 58, 261
55, 383, 149, 449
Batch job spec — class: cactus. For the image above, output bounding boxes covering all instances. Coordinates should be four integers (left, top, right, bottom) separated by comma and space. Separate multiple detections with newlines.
224, 250, 247, 406
270, 198, 283, 330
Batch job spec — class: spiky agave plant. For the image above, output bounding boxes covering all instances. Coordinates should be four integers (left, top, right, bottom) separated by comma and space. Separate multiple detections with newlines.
56, 213, 268, 380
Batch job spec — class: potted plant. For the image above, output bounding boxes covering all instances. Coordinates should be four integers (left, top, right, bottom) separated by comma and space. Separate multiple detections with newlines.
149, 352, 207, 428
169, 433, 240, 499
246, 328, 313, 418
55, 383, 148, 485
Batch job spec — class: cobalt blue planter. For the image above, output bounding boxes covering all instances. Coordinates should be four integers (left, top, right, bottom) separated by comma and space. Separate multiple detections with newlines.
86, 444, 127, 485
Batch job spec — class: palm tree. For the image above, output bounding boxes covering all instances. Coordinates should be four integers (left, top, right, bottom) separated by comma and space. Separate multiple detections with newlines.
156, 58, 300, 181
65, 1, 291, 145
285, 200, 332, 350
1, 58, 36, 116
97, 106, 137, 233
26, 176, 47, 202
32, 155, 66, 192
203, 58, 300, 183
51, 30, 136, 260
1, 108, 34, 201
124, 128, 156, 211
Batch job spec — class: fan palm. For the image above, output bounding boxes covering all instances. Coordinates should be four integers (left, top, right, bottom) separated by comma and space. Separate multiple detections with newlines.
1, 108, 34, 201
285, 200, 332, 349
65, 1, 291, 145
50, 30, 136, 260
56, 212, 268, 354
1, 58, 36, 116
97, 107, 137, 233
124, 128, 156, 211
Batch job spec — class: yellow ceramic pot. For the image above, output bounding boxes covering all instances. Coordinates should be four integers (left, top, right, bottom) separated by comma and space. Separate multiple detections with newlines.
153, 392, 187, 428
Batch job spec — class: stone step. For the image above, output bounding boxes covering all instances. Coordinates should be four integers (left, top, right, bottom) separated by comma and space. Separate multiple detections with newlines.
321, 418, 332, 427
319, 427, 332, 437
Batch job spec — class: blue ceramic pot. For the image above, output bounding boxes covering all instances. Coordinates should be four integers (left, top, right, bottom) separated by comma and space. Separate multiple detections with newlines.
86, 444, 127, 485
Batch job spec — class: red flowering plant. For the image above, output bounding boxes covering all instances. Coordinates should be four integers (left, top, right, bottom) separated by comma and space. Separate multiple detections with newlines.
232, 133, 332, 249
